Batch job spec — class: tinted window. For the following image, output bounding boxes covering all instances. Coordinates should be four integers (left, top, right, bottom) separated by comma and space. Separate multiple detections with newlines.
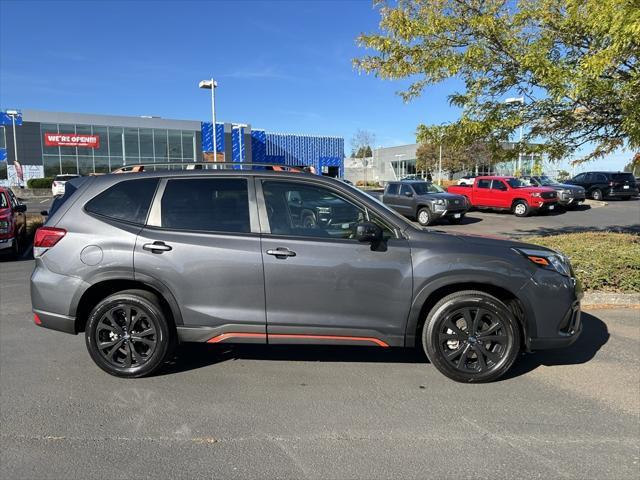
493, 180, 509, 190
263, 181, 367, 239
612, 173, 635, 182
477, 179, 491, 189
411, 182, 444, 194
85, 178, 158, 224
386, 184, 399, 195
595, 174, 607, 182
572, 174, 586, 182
400, 184, 413, 196
161, 178, 250, 233
505, 178, 526, 188
0, 192, 8, 209
49, 177, 89, 217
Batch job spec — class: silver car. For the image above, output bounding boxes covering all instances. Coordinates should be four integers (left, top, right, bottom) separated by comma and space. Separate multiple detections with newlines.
31, 168, 582, 382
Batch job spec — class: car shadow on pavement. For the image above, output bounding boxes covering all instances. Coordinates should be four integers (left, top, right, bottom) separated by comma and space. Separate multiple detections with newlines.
162, 344, 428, 375
508, 224, 640, 237
503, 311, 609, 380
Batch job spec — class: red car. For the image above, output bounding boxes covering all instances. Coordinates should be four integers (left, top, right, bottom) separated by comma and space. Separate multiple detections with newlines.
0, 187, 27, 258
447, 176, 558, 217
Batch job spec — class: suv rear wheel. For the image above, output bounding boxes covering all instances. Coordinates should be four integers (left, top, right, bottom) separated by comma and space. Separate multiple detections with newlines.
85, 290, 174, 378
422, 290, 521, 383
591, 188, 603, 201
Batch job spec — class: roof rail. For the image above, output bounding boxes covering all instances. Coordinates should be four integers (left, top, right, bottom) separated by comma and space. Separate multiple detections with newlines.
110, 162, 305, 173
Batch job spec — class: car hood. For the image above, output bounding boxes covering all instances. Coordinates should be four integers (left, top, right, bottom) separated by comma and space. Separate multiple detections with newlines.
549, 183, 585, 192
409, 226, 551, 252
415, 192, 466, 201
510, 186, 556, 195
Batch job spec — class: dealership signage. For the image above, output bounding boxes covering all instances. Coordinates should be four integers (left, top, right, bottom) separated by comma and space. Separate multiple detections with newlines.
44, 132, 100, 148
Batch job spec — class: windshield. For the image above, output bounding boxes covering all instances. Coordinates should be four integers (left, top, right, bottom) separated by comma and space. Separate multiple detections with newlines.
411, 182, 444, 194
612, 173, 635, 182
537, 176, 560, 186
506, 178, 527, 188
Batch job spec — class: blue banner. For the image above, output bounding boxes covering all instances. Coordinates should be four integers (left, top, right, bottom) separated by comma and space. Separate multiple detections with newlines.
0, 111, 22, 126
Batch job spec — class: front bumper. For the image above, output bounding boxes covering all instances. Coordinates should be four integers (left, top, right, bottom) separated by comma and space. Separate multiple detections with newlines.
531, 200, 558, 211
558, 192, 586, 206
520, 271, 583, 351
0, 237, 14, 251
432, 204, 468, 219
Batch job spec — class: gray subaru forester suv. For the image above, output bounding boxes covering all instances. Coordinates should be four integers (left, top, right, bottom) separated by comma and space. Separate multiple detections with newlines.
31, 168, 582, 382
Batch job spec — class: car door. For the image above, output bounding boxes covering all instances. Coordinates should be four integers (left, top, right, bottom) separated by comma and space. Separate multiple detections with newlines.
134, 176, 267, 342
6, 189, 26, 238
490, 180, 511, 208
383, 183, 402, 212
257, 178, 413, 347
473, 179, 493, 206
398, 184, 415, 215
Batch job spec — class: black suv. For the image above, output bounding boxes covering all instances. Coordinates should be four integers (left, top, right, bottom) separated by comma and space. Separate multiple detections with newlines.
565, 171, 638, 200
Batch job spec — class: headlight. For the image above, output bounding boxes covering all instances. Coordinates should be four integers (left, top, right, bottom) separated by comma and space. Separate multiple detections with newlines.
0, 220, 9, 234
435, 199, 445, 205
531, 192, 542, 197
514, 248, 572, 277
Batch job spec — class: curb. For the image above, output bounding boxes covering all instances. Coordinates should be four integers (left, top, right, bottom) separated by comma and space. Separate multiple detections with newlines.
582, 292, 640, 308
583, 199, 608, 208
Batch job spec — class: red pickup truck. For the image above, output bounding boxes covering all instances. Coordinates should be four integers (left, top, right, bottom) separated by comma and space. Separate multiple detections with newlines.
447, 176, 558, 217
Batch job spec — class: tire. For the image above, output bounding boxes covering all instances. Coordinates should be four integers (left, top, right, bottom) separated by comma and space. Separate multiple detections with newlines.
417, 207, 433, 226
422, 290, 521, 383
85, 290, 174, 378
512, 200, 530, 217
591, 188, 603, 201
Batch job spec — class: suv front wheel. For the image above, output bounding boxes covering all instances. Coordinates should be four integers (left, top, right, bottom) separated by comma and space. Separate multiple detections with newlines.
422, 290, 521, 383
85, 290, 174, 378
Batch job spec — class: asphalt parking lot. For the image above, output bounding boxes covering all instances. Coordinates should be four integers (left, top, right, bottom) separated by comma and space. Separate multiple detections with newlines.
414, 197, 640, 237
1, 259, 638, 479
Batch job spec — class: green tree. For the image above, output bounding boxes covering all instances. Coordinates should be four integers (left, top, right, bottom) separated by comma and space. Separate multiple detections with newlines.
354, 0, 640, 163
623, 152, 640, 175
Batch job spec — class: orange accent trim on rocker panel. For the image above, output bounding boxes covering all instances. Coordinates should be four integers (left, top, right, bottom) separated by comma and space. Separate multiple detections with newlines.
269, 334, 389, 347
206, 332, 389, 347
207, 332, 266, 343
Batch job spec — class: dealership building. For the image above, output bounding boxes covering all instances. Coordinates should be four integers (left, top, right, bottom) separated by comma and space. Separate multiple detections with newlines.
0, 109, 344, 184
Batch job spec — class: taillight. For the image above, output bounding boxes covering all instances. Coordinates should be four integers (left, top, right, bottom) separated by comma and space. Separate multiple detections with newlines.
34, 313, 42, 325
33, 227, 66, 256
609, 181, 614, 187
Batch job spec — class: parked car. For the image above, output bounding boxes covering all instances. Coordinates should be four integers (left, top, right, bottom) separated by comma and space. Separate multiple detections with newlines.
51, 174, 80, 196
31, 169, 582, 383
447, 176, 558, 217
0, 187, 27, 258
382, 180, 468, 226
400, 174, 423, 181
520, 175, 586, 208
565, 171, 638, 200
457, 175, 476, 186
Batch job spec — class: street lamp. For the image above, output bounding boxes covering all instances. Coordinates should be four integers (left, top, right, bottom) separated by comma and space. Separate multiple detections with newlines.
199, 79, 218, 162
505, 97, 525, 175
6, 109, 21, 187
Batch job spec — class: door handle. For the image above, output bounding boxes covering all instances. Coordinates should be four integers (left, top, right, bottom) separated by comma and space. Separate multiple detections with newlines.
266, 248, 296, 258
143, 241, 172, 253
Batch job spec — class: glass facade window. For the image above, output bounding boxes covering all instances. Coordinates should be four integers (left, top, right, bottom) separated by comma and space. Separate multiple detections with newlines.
39, 123, 199, 175
168, 130, 182, 159
154, 129, 168, 162
0, 126, 5, 149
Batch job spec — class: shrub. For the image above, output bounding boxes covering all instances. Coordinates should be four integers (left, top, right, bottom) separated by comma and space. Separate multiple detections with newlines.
526, 232, 640, 293
27, 177, 54, 189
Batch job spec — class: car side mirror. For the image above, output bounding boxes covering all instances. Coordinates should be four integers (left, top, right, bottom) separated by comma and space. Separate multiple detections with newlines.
404, 191, 413, 197
356, 222, 383, 244
15, 204, 27, 213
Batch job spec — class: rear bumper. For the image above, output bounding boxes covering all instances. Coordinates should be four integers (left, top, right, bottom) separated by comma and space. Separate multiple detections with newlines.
0, 237, 14, 251
607, 188, 639, 197
33, 309, 77, 334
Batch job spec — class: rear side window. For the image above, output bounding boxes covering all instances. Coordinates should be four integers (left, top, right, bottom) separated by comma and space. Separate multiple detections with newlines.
160, 178, 250, 233
612, 173, 635, 182
386, 184, 399, 195
477, 179, 491, 189
400, 184, 413, 196
48, 176, 90, 218
85, 178, 158, 224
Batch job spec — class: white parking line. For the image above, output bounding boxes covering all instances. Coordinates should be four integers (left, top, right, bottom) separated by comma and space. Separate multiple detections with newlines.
40, 199, 49, 204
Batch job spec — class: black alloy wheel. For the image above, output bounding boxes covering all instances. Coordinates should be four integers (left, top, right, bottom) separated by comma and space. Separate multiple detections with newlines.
85, 290, 174, 378
423, 290, 520, 383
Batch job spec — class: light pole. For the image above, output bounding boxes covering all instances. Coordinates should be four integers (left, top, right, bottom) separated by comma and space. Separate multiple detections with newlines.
6, 109, 20, 187
505, 97, 525, 175
394, 153, 406, 179
199, 79, 218, 162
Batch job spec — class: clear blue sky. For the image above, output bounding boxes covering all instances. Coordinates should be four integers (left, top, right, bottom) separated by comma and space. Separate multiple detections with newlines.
0, 0, 630, 170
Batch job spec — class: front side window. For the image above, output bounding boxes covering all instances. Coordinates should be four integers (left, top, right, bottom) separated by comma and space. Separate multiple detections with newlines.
263, 180, 374, 239
386, 183, 399, 195
477, 179, 491, 189
400, 184, 413, 196
85, 178, 158, 224
161, 178, 250, 233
